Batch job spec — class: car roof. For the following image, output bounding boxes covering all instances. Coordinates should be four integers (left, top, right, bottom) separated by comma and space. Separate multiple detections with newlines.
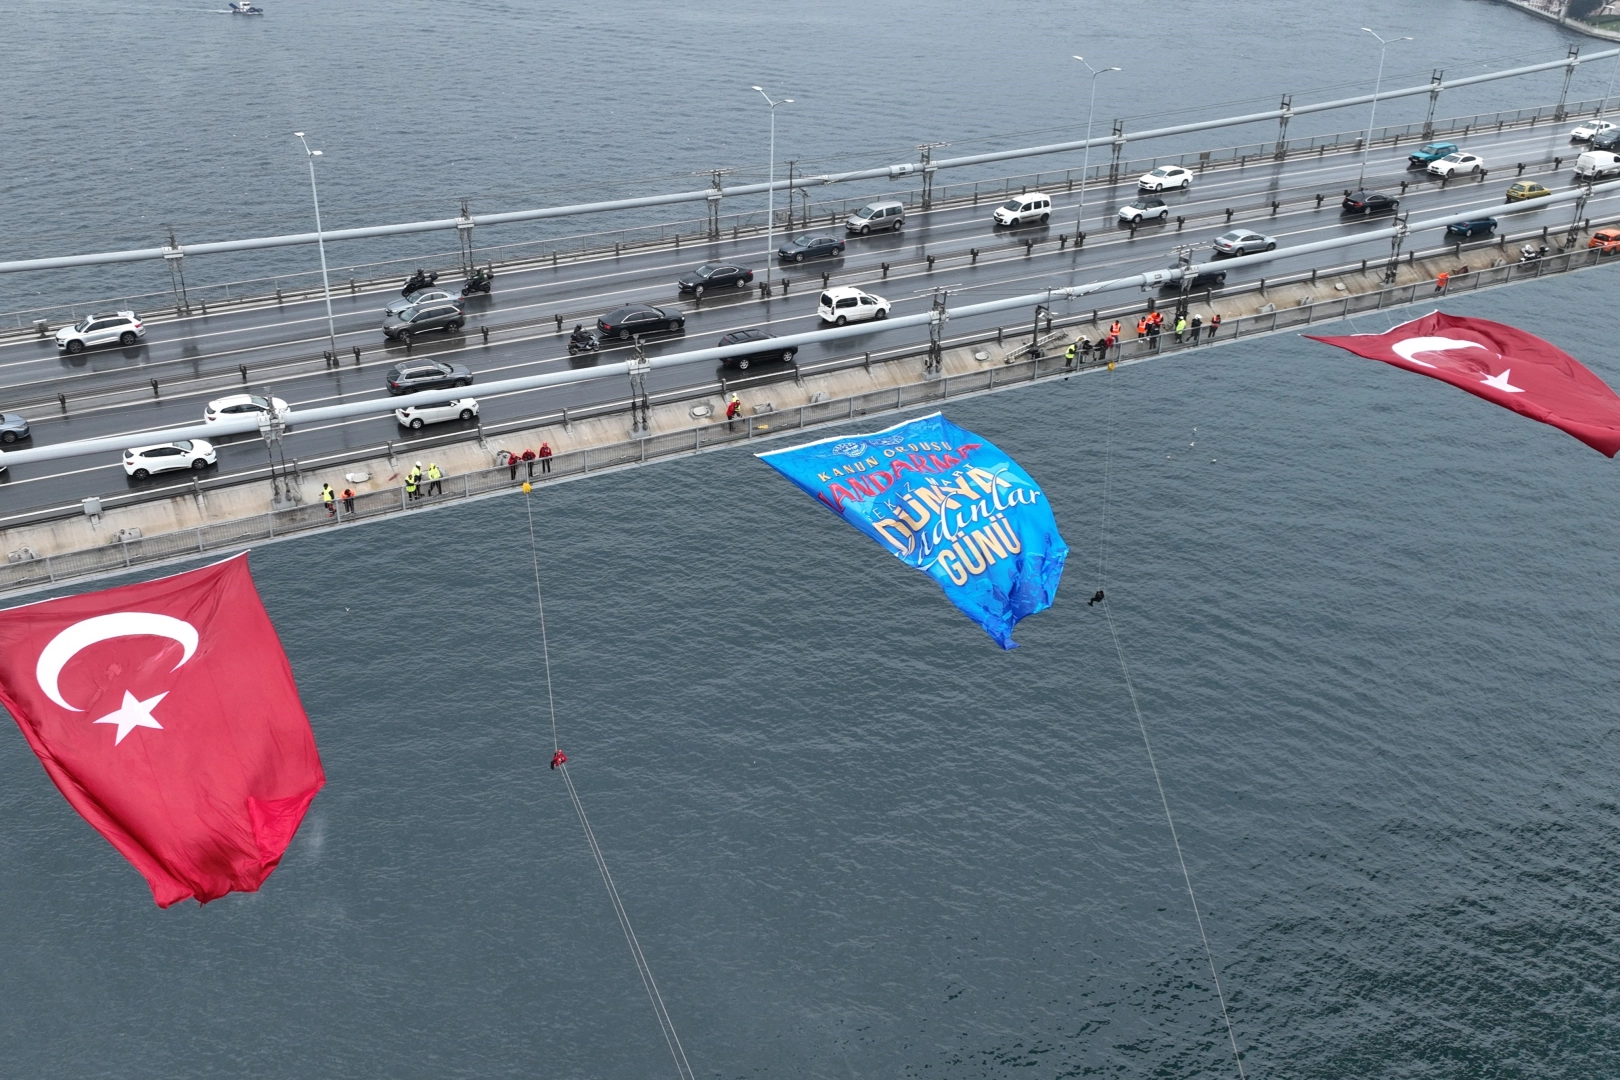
719, 329, 771, 344
822, 286, 869, 298
605, 304, 662, 318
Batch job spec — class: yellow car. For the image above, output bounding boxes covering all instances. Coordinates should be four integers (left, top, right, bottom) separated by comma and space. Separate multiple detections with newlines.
1505, 180, 1552, 202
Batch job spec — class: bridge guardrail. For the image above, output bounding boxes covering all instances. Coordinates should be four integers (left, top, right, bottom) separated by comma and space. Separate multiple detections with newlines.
1, 238, 1612, 596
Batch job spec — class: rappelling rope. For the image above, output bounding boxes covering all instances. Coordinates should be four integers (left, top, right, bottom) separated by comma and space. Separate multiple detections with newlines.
1095, 366, 1247, 1080
522, 487, 696, 1080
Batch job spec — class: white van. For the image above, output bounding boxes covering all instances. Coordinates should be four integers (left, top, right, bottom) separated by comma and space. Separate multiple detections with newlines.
992, 192, 1052, 226
846, 199, 905, 235
1575, 150, 1620, 180
817, 286, 890, 326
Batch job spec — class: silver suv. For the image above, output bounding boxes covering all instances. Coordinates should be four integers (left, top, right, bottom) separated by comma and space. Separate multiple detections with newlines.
55, 310, 145, 354
382, 299, 466, 341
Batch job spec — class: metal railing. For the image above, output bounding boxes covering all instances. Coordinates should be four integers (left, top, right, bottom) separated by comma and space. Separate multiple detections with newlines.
2, 237, 1612, 597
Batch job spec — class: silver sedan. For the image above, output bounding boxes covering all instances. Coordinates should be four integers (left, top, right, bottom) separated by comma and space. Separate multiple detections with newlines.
1212, 229, 1276, 256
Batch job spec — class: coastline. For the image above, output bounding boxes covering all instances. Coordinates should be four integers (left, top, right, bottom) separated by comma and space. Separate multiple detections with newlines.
1488, 0, 1620, 42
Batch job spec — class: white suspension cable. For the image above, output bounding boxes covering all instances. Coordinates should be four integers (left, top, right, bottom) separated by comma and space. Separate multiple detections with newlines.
521, 488, 695, 1080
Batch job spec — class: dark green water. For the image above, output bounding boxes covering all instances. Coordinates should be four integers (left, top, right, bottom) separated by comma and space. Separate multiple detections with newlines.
2, 273, 1618, 1078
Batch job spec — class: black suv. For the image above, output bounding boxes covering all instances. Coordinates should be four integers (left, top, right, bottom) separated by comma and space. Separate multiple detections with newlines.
383, 299, 466, 341
1342, 190, 1400, 215
717, 329, 797, 370
385, 359, 474, 395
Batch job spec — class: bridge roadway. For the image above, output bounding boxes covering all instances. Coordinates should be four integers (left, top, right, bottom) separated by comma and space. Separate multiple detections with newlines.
0, 120, 1612, 521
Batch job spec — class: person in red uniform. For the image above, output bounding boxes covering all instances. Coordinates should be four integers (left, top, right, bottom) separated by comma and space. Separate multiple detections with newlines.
550, 750, 568, 770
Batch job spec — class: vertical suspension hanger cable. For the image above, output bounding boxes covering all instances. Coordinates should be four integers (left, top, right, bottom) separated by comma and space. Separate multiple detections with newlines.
523, 487, 696, 1080
1095, 365, 1247, 1079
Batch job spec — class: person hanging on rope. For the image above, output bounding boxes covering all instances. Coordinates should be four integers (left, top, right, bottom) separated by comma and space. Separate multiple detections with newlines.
550, 749, 568, 770
1087, 589, 1105, 606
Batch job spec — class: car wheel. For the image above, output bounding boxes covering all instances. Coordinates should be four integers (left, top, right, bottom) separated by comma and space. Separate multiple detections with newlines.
876, 308, 888, 320
191, 458, 208, 470
410, 418, 425, 429
1039, 213, 1050, 224
794, 253, 805, 262
738, 357, 751, 370
694, 285, 704, 297
0, 432, 14, 445
132, 468, 150, 480
860, 225, 871, 236
835, 315, 848, 327
66, 339, 84, 354
619, 329, 630, 340
1267, 242, 1277, 251
1158, 209, 1169, 221
1181, 179, 1190, 190
448, 320, 463, 332
784, 348, 798, 362
460, 409, 475, 421
119, 331, 137, 346
400, 331, 412, 343
735, 278, 747, 288
454, 378, 469, 388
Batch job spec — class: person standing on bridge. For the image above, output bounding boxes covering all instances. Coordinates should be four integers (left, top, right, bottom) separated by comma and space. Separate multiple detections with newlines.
1208, 313, 1222, 340
1064, 340, 1077, 367
1174, 314, 1187, 343
407, 461, 423, 502
1110, 320, 1121, 340
1150, 310, 1164, 334
1190, 314, 1202, 343
342, 488, 356, 513
507, 451, 520, 482
521, 448, 537, 478
1136, 317, 1148, 340
726, 393, 742, 431
321, 483, 336, 518
426, 462, 443, 497
538, 441, 553, 474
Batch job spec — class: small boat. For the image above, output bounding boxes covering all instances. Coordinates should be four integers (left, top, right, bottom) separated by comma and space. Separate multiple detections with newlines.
229, 2, 264, 13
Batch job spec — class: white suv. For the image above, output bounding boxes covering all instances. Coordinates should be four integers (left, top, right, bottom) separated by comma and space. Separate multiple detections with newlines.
817, 287, 890, 326
56, 310, 145, 354
992, 192, 1052, 226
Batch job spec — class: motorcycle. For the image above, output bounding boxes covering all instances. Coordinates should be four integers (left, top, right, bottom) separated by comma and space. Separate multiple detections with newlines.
567, 329, 599, 356
401, 269, 438, 297
461, 265, 494, 296
1518, 243, 1549, 264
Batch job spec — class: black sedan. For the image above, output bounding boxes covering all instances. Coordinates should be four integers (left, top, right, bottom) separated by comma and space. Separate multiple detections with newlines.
1342, 190, 1400, 215
597, 304, 686, 341
1445, 216, 1498, 238
777, 234, 845, 262
677, 263, 754, 295
1159, 266, 1227, 293
385, 359, 474, 396
716, 329, 798, 370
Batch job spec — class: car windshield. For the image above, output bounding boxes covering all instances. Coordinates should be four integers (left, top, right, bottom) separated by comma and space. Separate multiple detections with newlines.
695, 264, 717, 276
397, 306, 417, 320
1150, 168, 1171, 176
855, 207, 876, 218
72, 318, 93, 332
1442, 154, 1464, 163
999, 199, 1023, 211
791, 236, 814, 247
1421, 144, 1448, 154
1217, 231, 1243, 241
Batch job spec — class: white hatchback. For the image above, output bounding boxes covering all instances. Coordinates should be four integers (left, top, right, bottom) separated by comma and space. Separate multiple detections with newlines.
1571, 118, 1618, 141
992, 192, 1053, 226
1428, 152, 1485, 178
394, 397, 479, 429
204, 393, 289, 425
123, 439, 216, 479
1137, 165, 1192, 192
817, 287, 890, 326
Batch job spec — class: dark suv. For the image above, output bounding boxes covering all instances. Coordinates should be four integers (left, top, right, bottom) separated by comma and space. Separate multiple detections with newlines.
716, 329, 797, 370
385, 359, 474, 395
383, 299, 466, 341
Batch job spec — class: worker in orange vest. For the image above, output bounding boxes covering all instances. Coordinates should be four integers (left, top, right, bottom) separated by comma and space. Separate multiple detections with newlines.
1136, 317, 1148, 339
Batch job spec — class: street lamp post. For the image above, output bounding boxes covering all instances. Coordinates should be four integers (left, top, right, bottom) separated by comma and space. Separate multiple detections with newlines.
751, 86, 792, 291
1073, 56, 1120, 246
293, 132, 339, 361
1358, 29, 1412, 188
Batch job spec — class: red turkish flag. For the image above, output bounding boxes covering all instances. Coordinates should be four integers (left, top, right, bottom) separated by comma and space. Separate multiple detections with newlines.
1307, 311, 1620, 457
0, 554, 324, 907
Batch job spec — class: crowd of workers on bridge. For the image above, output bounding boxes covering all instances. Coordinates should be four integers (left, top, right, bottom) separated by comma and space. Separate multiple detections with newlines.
314, 440, 557, 519
1056, 310, 1224, 366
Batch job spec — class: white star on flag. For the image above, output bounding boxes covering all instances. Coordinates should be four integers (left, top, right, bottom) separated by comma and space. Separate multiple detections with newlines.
1481, 369, 1525, 394
92, 690, 167, 745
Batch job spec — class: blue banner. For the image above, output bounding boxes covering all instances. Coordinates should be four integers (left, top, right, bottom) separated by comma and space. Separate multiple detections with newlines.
758, 413, 1068, 648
